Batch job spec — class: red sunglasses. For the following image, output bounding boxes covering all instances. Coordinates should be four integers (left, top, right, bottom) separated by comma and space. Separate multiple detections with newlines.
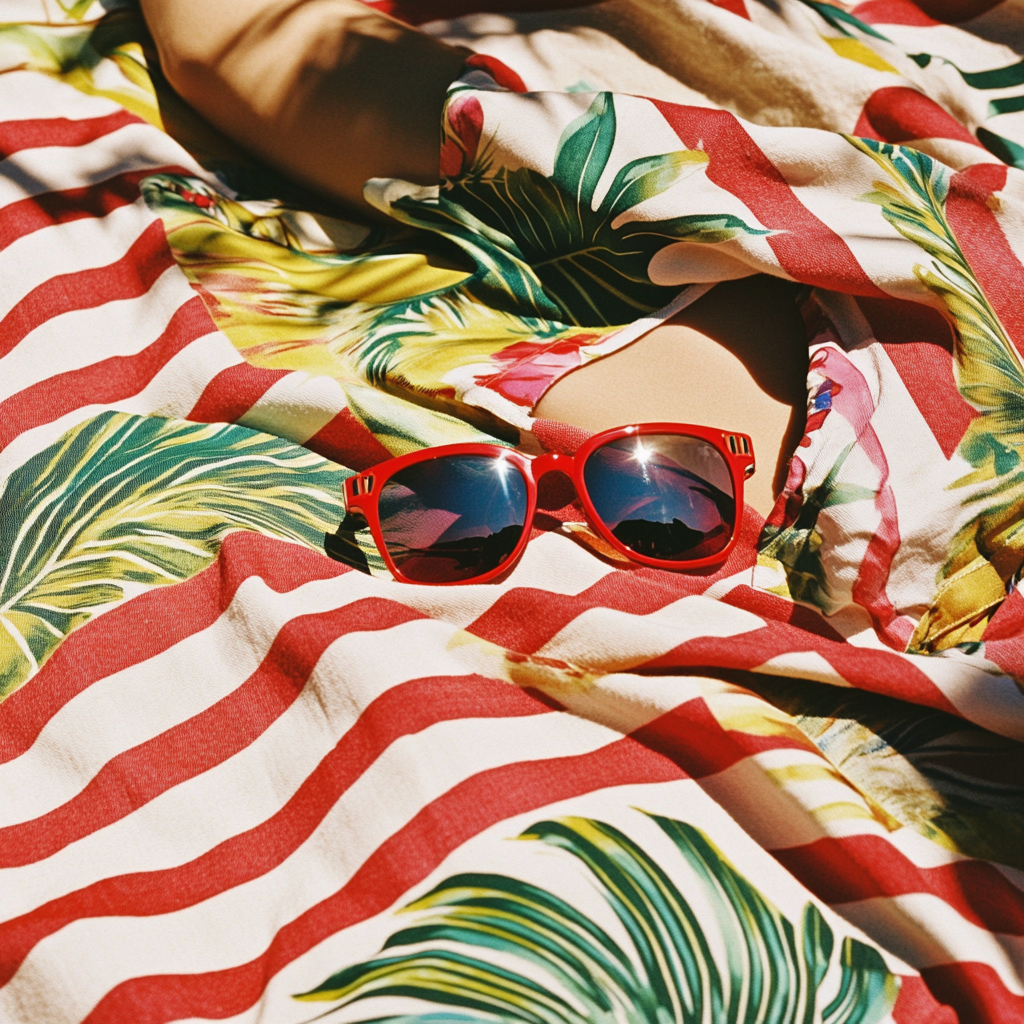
338, 423, 755, 585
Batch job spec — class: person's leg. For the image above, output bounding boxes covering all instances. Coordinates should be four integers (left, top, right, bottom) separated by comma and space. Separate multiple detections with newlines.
139, 0, 468, 218
534, 276, 809, 518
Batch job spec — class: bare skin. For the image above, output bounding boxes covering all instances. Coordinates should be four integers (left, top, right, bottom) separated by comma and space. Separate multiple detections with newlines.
138, 0, 469, 217
535, 276, 809, 518
140, 0, 809, 517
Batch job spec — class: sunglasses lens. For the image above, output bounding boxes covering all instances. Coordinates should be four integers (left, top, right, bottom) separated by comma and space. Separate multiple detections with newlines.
582, 434, 735, 562
377, 454, 528, 583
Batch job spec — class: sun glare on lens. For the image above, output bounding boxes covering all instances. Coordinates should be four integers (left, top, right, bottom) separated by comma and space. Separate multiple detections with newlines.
633, 440, 652, 482
493, 454, 512, 496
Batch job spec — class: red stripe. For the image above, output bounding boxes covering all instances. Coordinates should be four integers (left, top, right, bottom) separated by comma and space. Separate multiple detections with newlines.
853, 87, 980, 147
719, 584, 847, 642
82, 736, 685, 1024
708, 0, 750, 17
466, 510, 763, 653
186, 362, 289, 424
920, 961, 1024, 1024
945, 163, 1024, 359
468, 573, 689, 653
0, 598, 422, 867
631, 694, 818, 777
0, 219, 174, 360
983, 588, 1024, 642
0, 168, 186, 253
773, 835, 1024, 937
0, 675, 552, 984
0, 295, 215, 452
652, 102, 887, 297
911, 0, 1004, 24
858, 295, 976, 460
981, 594, 1024, 677
0, 110, 141, 160
464, 53, 528, 93
0, 532, 348, 765
892, 974, 959, 1024
645, 621, 963, 716
304, 407, 395, 471
851, 0, 941, 25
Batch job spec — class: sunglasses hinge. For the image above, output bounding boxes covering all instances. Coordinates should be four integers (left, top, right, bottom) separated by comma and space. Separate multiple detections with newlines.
347, 472, 376, 500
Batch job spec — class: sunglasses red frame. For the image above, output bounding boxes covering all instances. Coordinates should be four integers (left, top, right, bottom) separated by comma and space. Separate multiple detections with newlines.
342, 422, 755, 585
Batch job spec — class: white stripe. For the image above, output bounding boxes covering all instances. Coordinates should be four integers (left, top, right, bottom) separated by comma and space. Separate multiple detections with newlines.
237, 371, 348, 444
426, 630, 718, 735
180, 773, 917, 1024
0, 199, 152, 319
0, 713, 621, 1022
0, 571, 370, 828
989, 168, 1024, 274
778, 775, 879, 815
838, 892, 1024, 996
0, 327, 240, 475
696, 745, 998, 877
755, 650, 852, 687
903, 653, 1024, 741
134, 327, 241, 418
703, 753, 839, 851
0, 596, 536, 907
383, 529, 619, 628
0, 71, 121, 123
743, 121, 924, 297
536, 594, 764, 671
0, 123, 199, 209
541, 670, 710, 735
0, 262, 195, 403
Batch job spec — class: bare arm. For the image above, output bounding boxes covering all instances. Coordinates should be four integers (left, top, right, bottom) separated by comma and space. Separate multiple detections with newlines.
139, 0, 469, 215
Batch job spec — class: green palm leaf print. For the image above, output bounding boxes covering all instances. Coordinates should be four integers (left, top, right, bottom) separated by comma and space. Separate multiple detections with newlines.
845, 136, 1024, 649
760, 442, 878, 615
55, 0, 97, 20
0, 412, 346, 697
295, 812, 898, 1023
384, 93, 771, 327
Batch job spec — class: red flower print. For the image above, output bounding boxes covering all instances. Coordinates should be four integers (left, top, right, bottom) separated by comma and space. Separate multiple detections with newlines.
441, 96, 484, 179
473, 334, 600, 408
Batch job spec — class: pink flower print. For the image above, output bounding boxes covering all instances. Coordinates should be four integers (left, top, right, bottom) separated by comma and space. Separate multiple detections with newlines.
765, 453, 807, 531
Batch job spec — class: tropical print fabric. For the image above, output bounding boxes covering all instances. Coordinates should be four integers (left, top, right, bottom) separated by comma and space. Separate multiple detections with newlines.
2, 0, 1024, 1022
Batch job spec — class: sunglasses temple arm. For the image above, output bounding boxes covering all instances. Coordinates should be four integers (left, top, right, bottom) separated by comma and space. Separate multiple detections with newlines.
324, 509, 372, 573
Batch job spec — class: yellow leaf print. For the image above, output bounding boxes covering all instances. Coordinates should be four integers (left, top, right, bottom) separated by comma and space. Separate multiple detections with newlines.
823, 36, 899, 74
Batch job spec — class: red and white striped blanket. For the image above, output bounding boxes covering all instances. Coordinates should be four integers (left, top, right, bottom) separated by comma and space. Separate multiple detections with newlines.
4, 1, 1024, 1022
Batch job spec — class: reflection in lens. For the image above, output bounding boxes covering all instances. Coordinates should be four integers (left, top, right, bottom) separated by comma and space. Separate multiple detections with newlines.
377, 454, 528, 583
582, 434, 735, 562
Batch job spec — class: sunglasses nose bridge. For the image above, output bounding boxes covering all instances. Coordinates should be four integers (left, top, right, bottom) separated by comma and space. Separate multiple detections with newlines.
530, 451, 579, 512
530, 451, 574, 480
